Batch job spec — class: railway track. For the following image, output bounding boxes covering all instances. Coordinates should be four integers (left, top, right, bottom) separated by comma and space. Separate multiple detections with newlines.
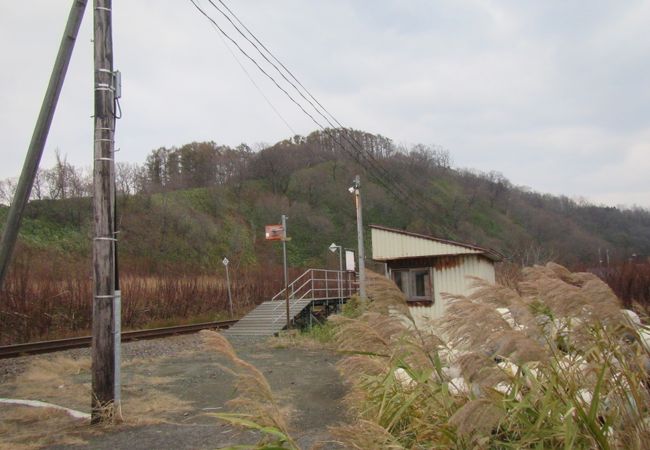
0, 319, 238, 359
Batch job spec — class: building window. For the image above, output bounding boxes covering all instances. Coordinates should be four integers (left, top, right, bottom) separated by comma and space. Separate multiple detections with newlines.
392, 270, 404, 292
412, 269, 431, 298
391, 268, 433, 303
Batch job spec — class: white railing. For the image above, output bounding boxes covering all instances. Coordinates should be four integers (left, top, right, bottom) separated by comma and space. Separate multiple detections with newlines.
268, 269, 357, 324
271, 268, 357, 302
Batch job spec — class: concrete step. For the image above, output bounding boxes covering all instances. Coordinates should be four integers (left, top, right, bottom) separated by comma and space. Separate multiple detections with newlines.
224, 299, 313, 336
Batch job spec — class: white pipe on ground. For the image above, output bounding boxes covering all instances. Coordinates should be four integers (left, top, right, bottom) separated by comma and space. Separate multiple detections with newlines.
0, 398, 90, 419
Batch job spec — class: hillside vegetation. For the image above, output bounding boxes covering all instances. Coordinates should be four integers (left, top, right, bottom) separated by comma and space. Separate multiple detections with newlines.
1, 129, 650, 343
2, 129, 649, 271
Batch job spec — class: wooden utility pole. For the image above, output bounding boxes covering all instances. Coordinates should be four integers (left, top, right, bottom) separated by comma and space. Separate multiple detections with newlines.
0, 0, 87, 289
91, 0, 117, 423
352, 175, 366, 299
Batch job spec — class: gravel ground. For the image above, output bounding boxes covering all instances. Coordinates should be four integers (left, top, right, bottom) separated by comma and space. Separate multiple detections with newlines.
1, 333, 349, 449
0, 334, 209, 384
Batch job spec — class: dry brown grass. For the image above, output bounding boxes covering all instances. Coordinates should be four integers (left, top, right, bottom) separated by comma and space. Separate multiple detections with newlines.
121, 390, 192, 422
6, 356, 91, 412
363, 270, 411, 317
0, 353, 194, 447
326, 264, 650, 449
0, 406, 89, 449
519, 263, 623, 324
330, 313, 407, 356
455, 351, 506, 386
594, 262, 650, 312
330, 419, 405, 449
448, 399, 505, 440
0, 262, 291, 345
200, 330, 297, 448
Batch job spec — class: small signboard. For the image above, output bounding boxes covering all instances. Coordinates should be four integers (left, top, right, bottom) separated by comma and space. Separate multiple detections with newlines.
222, 257, 229, 266
265, 224, 284, 241
345, 250, 356, 271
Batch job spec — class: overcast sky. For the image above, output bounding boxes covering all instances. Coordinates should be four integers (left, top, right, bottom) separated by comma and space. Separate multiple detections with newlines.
1, 1, 648, 208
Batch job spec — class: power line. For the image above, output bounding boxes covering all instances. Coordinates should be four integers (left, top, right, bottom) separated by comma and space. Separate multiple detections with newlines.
206, 0, 444, 223
192, 2, 420, 211
206, 1, 344, 137
206, 0, 416, 202
213, 21, 296, 135
189, 1, 399, 195
188, 0, 329, 132
189, 0, 447, 232
212, 1, 397, 166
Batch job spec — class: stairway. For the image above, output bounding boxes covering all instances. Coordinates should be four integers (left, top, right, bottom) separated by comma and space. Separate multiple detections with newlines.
224, 299, 313, 336
223, 268, 356, 337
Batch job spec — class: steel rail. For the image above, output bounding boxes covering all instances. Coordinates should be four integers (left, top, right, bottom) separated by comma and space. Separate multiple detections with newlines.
0, 319, 237, 359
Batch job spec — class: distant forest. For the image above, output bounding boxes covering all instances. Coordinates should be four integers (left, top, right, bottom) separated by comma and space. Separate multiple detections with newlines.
1, 128, 649, 271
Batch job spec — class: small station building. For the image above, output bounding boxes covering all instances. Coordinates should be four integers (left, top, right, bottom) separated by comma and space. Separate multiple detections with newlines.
370, 225, 502, 326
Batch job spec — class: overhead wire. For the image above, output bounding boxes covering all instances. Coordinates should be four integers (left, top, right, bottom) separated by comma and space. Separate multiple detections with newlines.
207, 0, 419, 204
212, 0, 405, 178
189, 0, 447, 231
208, 0, 448, 226
190, 0, 410, 208
188, 0, 329, 132
213, 19, 297, 135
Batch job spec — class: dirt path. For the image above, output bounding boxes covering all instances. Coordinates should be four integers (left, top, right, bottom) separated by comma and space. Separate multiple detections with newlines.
0, 334, 348, 449
88, 337, 347, 449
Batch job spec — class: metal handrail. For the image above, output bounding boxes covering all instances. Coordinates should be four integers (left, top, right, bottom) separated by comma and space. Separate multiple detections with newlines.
268, 269, 312, 319
269, 269, 357, 311
271, 269, 310, 301
271, 268, 352, 301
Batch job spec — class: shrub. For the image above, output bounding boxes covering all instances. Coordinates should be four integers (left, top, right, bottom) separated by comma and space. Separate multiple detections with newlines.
329, 264, 650, 449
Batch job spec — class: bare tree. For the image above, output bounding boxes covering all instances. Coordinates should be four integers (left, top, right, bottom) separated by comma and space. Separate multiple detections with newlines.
116, 162, 141, 196
42, 151, 90, 199
31, 169, 46, 200
511, 242, 559, 267
408, 143, 451, 169
0, 177, 17, 206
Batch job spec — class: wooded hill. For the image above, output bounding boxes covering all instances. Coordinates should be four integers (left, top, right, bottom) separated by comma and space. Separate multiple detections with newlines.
2, 128, 650, 274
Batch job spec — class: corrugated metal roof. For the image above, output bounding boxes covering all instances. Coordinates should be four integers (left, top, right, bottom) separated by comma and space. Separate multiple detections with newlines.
370, 224, 502, 261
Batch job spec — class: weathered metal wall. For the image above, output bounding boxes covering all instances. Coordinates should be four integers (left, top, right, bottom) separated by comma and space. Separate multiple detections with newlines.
408, 254, 495, 328
371, 227, 483, 260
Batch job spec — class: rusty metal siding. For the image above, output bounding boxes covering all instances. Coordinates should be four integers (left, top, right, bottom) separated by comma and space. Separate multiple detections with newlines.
408, 254, 495, 329
371, 227, 483, 260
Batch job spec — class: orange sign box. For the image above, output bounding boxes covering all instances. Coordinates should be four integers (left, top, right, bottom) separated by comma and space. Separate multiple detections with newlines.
265, 224, 284, 241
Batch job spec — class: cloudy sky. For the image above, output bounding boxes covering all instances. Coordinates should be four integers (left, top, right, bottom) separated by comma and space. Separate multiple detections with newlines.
1, 0, 648, 207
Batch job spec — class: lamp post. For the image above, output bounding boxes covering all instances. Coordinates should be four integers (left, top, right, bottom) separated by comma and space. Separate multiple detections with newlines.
329, 243, 343, 300
349, 175, 366, 299
282, 214, 290, 329
222, 257, 233, 318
